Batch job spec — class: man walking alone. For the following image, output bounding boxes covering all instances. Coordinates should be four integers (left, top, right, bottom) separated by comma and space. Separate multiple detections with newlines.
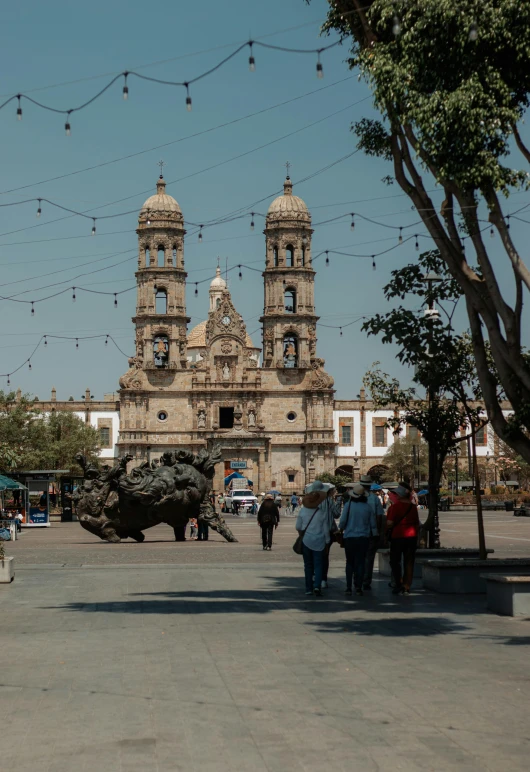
257, 494, 280, 550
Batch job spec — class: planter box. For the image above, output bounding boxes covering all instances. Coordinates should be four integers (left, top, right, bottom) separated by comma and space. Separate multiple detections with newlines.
0, 557, 14, 583
422, 559, 530, 594
482, 574, 530, 616
377, 548, 494, 579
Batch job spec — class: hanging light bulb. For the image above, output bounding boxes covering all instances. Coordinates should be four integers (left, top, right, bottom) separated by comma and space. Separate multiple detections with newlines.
490, 226, 495, 238
28, 361, 32, 371
198, 226, 203, 243
114, 293, 118, 308
339, 327, 343, 337
76, 338, 79, 349
392, 15, 402, 36
31, 302, 35, 316
325, 250, 329, 266
398, 227, 403, 244
415, 235, 419, 251
372, 256, 376, 270
185, 84, 192, 112
16, 95, 22, 121
195, 283, 198, 296
316, 52, 323, 79
36, 199, 42, 218
123, 72, 129, 100
238, 265, 243, 281
91, 218, 96, 236
250, 213, 255, 231
105, 335, 108, 346
7, 376, 10, 385
507, 215, 511, 230
72, 287, 76, 302
248, 42, 256, 72
65, 111, 72, 136
44, 336, 47, 346
469, 22, 478, 42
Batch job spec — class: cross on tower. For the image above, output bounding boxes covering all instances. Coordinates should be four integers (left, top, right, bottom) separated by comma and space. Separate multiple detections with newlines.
285, 161, 291, 178
158, 160, 165, 178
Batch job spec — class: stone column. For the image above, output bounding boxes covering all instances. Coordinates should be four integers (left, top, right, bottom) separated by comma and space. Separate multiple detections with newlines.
258, 448, 266, 493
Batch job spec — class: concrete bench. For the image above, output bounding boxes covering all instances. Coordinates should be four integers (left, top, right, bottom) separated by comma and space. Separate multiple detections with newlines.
481, 574, 530, 616
482, 501, 505, 511
377, 548, 494, 579
422, 559, 530, 594
513, 507, 530, 517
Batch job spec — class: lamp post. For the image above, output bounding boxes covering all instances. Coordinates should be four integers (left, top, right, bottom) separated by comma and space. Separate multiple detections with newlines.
423, 271, 443, 548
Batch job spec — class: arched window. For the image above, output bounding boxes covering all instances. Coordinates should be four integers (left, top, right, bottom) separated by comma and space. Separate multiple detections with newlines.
155, 288, 167, 315
172, 245, 177, 266
283, 334, 298, 368
301, 246, 306, 266
216, 298, 221, 309
157, 245, 165, 267
284, 288, 296, 314
273, 246, 279, 267
145, 246, 150, 267
153, 335, 169, 367
286, 245, 295, 267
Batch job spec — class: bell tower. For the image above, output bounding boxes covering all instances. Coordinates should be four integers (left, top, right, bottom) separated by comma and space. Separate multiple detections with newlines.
133, 175, 189, 370
260, 175, 318, 369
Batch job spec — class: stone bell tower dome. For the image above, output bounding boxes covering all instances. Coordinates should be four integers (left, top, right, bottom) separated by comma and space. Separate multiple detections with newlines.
260, 175, 317, 369
209, 263, 227, 312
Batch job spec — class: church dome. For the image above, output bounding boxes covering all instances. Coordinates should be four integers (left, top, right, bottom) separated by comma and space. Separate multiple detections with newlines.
210, 265, 227, 290
187, 320, 254, 349
267, 177, 310, 222
139, 177, 183, 223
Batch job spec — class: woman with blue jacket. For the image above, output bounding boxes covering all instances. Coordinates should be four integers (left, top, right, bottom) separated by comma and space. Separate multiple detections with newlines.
339, 483, 378, 596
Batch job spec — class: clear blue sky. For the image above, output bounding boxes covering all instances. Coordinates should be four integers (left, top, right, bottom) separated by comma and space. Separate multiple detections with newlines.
0, 0, 527, 400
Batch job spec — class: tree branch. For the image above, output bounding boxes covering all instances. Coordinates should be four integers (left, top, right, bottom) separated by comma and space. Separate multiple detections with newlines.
512, 122, 530, 165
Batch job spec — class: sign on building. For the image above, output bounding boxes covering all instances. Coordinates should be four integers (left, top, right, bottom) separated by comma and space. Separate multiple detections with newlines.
230, 461, 247, 469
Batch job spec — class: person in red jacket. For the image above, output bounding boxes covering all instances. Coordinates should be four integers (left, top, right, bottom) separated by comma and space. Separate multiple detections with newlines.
386, 482, 421, 595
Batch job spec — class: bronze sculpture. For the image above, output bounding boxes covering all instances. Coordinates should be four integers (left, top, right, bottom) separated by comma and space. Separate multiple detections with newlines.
73, 446, 237, 543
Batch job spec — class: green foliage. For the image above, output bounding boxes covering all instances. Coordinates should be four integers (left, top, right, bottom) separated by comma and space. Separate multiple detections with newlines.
318, 471, 353, 488
0, 391, 100, 474
383, 435, 428, 483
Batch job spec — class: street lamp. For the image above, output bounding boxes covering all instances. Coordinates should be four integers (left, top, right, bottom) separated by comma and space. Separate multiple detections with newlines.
422, 271, 443, 548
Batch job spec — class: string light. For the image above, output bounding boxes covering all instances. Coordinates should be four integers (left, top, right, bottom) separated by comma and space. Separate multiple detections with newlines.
469, 22, 478, 42
36, 199, 42, 217
250, 213, 255, 231
238, 265, 243, 280
91, 218, 96, 236
316, 52, 324, 79
339, 327, 343, 337
28, 361, 32, 371
398, 227, 403, 244
31, 302, 35, 316
248, 42, 256, 72
350, 213, 355, 231
198, 226, 203, 243
105, 335, 108, 346
194, 283, 198, 296
122, 72, 129, 100
72, 287, 76, 302
114, 293, 118, 308
372, 255, 376, 270
415, 235, 419, 251
507, 215, 511, 230
185, 84, 192, 112
325, 250, 329, 266
65, 111, 72, 136
392, 15, 402, 36
7, 376, 10, 385
44, 336, 47, 346
490, 226, 495, 238
16, 95, 22, 121
76, 338, 79, 349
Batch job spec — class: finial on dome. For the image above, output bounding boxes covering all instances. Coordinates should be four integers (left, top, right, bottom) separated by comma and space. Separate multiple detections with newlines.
283, 177, 293, 196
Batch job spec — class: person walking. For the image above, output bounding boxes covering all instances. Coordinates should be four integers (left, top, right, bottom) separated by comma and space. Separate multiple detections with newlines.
197, 517, 209, 541
386, 481, 421, 595
339, 483, 378, 596
189, 518, 198, 540
359, 475, 385, 591
290, 492, 299, 514
257, 494, 280, 550
295, 481, 334, 597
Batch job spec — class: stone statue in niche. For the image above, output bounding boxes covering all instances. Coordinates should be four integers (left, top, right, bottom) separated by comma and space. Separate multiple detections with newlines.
154, 336, 169, 367
222, 362, 230, 380
248, 408, 256, 428
197, 409, 206, 428
136, 330, 144, 358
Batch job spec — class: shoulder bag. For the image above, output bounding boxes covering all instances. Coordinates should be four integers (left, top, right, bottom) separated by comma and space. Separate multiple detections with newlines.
293, 507, 320, 555
386, 504, 413, 540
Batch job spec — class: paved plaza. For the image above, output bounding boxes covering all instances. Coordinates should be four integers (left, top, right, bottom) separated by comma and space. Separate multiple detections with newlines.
1, 515, 530, 771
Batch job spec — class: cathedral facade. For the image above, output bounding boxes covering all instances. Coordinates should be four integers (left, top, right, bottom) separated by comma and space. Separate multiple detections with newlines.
116, 174, 336, 493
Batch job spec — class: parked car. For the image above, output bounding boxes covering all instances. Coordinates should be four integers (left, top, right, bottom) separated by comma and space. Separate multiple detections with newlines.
224, 489, 257, 513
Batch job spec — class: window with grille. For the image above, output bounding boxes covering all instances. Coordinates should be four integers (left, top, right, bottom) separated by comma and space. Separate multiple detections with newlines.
339, 419, 353, 446
99, 427, 111, 448
373, 420, 387, 447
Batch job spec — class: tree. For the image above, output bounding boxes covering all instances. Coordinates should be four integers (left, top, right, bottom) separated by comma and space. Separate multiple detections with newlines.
383, 435, 428, 484
318, 471, 353, 488
317, 0, 530, 463
361, 251, 492, 552
0, 391, 100, 474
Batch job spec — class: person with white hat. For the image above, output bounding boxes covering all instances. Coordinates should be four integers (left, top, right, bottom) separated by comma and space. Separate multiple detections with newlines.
295, 481, 335, 596
339, 483, 378, 596
359, 474, 385, 590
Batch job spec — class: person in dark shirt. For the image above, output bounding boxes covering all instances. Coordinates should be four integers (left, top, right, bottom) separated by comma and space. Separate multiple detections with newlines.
257, 494, 280, 550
